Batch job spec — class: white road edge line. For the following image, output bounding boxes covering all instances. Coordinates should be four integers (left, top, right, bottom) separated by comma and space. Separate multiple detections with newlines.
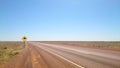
38, 46, 85, 68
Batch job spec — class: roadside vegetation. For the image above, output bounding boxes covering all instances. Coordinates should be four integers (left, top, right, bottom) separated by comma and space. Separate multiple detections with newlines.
0, 42, 24, 64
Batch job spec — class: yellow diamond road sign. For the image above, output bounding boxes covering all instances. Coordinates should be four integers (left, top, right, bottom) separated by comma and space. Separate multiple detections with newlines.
22, 36, 27, 41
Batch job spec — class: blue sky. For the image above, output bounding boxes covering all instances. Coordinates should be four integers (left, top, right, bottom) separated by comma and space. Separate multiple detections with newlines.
0, 0, 120, 41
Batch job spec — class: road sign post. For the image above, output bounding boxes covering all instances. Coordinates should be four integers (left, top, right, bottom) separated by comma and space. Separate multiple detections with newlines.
22, 36, 27, 48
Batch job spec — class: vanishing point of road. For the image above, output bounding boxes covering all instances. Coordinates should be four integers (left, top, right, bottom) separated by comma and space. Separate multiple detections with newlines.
2, 42, 120, 68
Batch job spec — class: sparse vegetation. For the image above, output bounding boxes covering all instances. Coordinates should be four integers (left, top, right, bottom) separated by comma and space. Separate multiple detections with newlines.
0, 42, 24, 64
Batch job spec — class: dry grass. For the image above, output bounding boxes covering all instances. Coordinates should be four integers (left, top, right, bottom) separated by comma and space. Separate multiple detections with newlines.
0, 42, 24, 64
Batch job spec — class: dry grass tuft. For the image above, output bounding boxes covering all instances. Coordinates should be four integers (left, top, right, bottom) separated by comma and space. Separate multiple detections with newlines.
0, 42, 24, 64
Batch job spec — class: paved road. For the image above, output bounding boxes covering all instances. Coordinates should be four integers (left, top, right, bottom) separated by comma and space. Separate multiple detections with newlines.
3, 42, 120, 68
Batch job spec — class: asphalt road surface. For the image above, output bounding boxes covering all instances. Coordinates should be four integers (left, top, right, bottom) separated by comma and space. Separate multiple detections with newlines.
3, 42, 120, 68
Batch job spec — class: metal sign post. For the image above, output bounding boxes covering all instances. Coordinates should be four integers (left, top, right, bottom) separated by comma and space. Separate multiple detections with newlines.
22, 36, 27, 48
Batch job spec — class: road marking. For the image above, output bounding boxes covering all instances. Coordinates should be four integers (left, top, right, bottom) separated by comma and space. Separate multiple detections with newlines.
38, 46, 85, 68
39, 43, 120, 61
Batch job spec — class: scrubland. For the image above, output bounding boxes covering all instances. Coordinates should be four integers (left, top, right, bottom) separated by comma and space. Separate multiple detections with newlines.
0, 42, 24, 64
